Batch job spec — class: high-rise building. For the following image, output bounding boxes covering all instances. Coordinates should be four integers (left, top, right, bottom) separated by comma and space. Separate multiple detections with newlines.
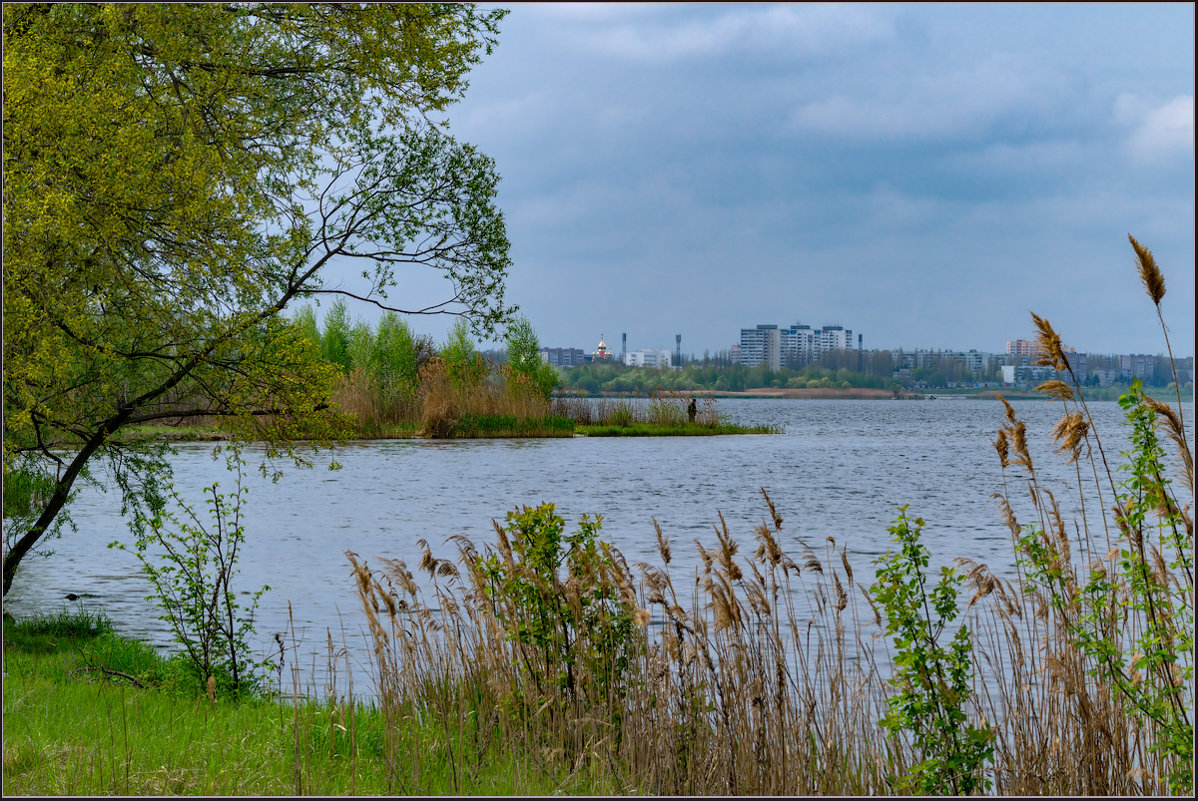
738, 325, 781, 368
1007, 338, 1076, 358
740, 321, 859, 368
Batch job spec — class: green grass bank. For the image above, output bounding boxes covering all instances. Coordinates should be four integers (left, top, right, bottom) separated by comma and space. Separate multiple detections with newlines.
1, 610, 617, 796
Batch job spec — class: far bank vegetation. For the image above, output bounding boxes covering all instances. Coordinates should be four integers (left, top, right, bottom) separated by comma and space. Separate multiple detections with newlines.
291, 302, 760, 439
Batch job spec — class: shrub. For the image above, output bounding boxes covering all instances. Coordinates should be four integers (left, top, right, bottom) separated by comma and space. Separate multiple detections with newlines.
109, 447, 270, 698
871, 508, 994, 795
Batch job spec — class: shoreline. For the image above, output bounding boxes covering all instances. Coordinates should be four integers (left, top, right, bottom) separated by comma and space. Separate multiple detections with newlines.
564, 387, 1043, 401
563, 387, 1193, 402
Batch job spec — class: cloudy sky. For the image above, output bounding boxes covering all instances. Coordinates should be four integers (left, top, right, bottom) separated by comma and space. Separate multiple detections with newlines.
388, 2, 1196, 358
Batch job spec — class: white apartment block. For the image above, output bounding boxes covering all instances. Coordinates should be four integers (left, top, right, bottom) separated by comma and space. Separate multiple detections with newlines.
624, 348, 674, 368
739, 322, 857, 368
738, 325, 782, 369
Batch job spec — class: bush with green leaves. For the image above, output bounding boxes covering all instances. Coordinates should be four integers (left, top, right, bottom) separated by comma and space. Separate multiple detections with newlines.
475, 503, 640, 710
109, 447, 270, 697
871, 507, 994, 795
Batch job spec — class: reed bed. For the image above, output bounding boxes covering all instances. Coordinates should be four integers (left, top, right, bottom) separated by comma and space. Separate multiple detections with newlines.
334, 366, 746, 439
345, 462, 1189, 794
346, 494, 900, 795
551, 389, 722, 428
330, 358, 571, 439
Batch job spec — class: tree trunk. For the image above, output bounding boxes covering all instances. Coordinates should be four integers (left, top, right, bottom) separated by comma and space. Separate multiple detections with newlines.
3, 429, 110, 596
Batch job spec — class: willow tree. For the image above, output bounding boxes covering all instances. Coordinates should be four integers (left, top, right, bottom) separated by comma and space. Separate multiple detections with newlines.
2, 3, 512, 595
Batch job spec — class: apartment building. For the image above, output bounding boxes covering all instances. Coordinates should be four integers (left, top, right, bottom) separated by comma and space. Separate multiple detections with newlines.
624, 348, 674, 368
738, 325, 782, 369
738, 322, 858, 368
540, 347, 587, 367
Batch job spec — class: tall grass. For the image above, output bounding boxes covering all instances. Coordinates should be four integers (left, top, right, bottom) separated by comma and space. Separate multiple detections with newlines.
328, 357, 572, 439
345, 496, 903, 794
959, 239, 1194, 794
551, 389, 722, 428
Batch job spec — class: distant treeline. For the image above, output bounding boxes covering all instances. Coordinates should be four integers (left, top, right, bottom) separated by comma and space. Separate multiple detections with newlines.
555, 353, 1193, 397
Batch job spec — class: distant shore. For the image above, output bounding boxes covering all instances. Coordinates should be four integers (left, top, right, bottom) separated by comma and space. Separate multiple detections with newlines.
601, 387, 1028, 400
634, 387, 1191, 402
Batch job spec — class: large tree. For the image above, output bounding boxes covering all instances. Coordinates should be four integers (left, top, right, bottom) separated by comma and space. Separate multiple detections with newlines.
2, 3, 512, 595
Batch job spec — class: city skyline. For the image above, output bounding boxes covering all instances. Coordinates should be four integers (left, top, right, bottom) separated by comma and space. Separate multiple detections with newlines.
323, 3, 1194, 360
536, 325, 1190, 363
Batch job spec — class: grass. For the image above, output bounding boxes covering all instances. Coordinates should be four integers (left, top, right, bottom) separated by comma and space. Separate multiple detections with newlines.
448, 413, 575, 438
1, 610, 618, 796
575, 421, 778, 436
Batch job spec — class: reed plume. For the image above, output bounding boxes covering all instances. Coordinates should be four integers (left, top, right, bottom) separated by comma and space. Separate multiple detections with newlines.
1129, 234, 1187, 442
1130, 233, 1166, 306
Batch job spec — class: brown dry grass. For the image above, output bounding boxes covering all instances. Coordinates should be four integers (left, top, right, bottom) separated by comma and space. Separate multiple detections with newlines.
347, 491, 896, 795
551, 389, 721, 427
329, 359, 557, 438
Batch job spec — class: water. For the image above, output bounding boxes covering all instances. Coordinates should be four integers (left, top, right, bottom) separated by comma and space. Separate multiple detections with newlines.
5, 398, 1191, 695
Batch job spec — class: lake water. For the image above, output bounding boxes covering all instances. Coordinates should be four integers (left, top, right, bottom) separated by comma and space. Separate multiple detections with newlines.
5, 397, 1192, 696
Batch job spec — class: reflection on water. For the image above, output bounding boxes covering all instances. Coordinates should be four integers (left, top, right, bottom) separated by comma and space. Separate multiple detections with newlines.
5, 398, 1190, 697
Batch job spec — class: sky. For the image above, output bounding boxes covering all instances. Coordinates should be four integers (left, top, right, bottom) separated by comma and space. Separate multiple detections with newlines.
344, 2, 1196, 359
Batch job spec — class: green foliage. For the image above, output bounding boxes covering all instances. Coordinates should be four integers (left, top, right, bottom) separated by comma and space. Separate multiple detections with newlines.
372, 312, 426, 391
108, 448, 270, 697
293, 305, 321, 350
347, 322, 375, 377
477, 504, 640, 710
2, 452, 86, 564
2, 458, 57, 527
556, 361, 901, 395
320, 299, 355, 375
871, 508, 993, 795
441, 318, 489, 391
503, 316, 559, 400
